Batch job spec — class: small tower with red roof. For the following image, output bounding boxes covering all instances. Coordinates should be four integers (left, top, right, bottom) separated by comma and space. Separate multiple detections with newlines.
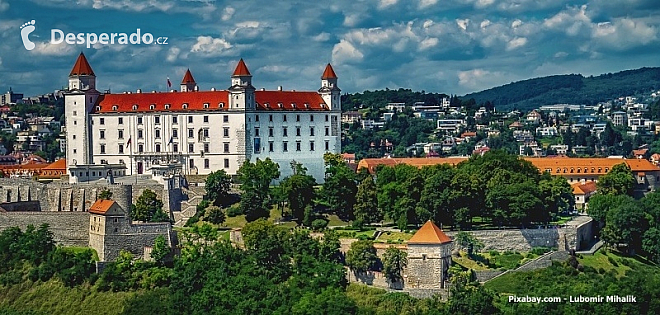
68, 52, 96, 91
228, 58, 255, 110
405, 220, 453, 289
180, 69, 197, 92
318, 63, 340, 110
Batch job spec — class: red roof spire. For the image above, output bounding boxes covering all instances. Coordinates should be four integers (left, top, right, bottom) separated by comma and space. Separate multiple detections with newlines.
69, 52, 95, 76
181, 69, 196, 84
321, 63, 337, 79
232, 58, 251, 76
407, 220, 452, 244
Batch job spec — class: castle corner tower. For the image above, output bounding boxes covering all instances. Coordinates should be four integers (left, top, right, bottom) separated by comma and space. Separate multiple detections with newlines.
180, 69, 197, 92
228, 59, 255, 110
318, 63, 340, 111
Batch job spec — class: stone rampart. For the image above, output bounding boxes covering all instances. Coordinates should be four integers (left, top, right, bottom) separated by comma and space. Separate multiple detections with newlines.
0, 211, 89, 246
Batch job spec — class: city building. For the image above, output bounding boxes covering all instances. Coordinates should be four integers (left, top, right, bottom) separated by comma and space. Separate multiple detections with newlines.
1, 88, 23, 105
64, 53, 341, 184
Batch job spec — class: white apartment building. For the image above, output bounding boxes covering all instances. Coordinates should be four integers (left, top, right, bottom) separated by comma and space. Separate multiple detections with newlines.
64, 53, 341, 183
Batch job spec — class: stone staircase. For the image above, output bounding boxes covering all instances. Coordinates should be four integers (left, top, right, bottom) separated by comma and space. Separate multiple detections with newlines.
173, 186, 206, 227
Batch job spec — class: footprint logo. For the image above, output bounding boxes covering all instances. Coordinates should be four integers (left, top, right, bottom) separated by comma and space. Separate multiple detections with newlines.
20, 20, 36, 51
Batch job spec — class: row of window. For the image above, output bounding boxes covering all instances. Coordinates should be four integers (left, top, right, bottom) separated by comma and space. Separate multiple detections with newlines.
100, 142, 233, 154
254, 140, 331, 153
255, 126, 331, 137
94, 114, 335, 126
189, 158, 230, 169
546, 167, 610, 174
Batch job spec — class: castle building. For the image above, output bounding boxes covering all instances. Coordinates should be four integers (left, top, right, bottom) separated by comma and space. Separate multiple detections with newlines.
64, 53, 341, 183
89, 197, 175, 262
405, 220, 453, 289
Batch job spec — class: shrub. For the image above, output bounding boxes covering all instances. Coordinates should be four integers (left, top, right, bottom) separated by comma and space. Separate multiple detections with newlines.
489, 250, 499, 256
312, 219, 328, 231
531, 247, 552, 255
226, 204, 242, 217
598, 267, 606, 274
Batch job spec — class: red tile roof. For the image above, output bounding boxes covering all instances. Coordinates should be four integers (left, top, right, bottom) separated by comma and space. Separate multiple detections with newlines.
69, 52, 95, 76
321, 64, 337, 79
89, 199, 116, 215
572, 181, 597, 195
255, 91, 328, 111
408, 221, 452, 244
181, 69, 195, 84
95, 91, 230, 113
94, 90, 329, 113
41, 159, 66, 171
232, 58, 251, 76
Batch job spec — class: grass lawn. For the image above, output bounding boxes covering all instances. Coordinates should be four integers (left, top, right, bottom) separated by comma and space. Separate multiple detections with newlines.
452, 252, 490, 271
222, 208, 285, 229
576, 249, 646, 277
62, 246, 99, 261
375, 231, 413, 243
325, 214, 349, 227
452, 251, 539, 271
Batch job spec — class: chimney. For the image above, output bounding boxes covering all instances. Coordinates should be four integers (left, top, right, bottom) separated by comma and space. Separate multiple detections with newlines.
261, 88, 266, 91
211, 87, 216, 91
136, 89, 141, 93
277, 86, 282, 91
194, 86, 199, 91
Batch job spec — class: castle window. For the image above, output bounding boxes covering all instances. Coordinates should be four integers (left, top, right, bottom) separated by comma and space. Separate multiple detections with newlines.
203, 129, 209, 138
268, 141, 274, 152
99, 130, 105, 139
99, 118, 105, 125
189, 159, 195, 168
172, 116, 178, 124
292, 103, 297, 109
325, 114, 329, 122
138, 129, 143, 139
310, 141, 315, 151
283, 127, 288, 137
283, 115, 287, 122
254, 128, 260, 137
325, 127, 329, 136
283, 141, 288, 152
165, 104, 170, 110
100, 144, 106, 154
422, 254, 427, 261
172, 129, 178, 138
310, 127, 315, 136
133, 104, 138, 110
203, 116, 209, 123
183, 103, 189, 109
138, 144, 144, 152
296, 114, 300, 122
188, 129, 194, 138
156, 144, 161, 152
256, 115, 260, 122
219, 102, 225, 108
224, 142, 229, 153
305, 103, 310, 109
73, 111, 77, 116
310, 114, 314, 121
204, 159, 209, 169
277, 103, 283, 108
269, 114, 273, 122
114, 228, 118, 233
113, 105, 118, 111
137, 117, 143, 124
223, 115, 229, 123
119, 144, 124, 154
296, 141, 301, 151
188, 116, 193, 123
203, 143, 209, 153
96, 106, 101, 111
296, 127, 301, 137
173, 143, 178, 152
118, 117, 123, 124
150, 104, 155, 110
188, 143, 194, 153
269, 128, 274, 137
155, 129, 161, 138
203, 103, 209, 109
223, 127, 229, 138
265, 103, 271, 108
155, 116, 160, 124
114, 218, 118, 223
224, 158, 229, 169
605, 168, 609, 172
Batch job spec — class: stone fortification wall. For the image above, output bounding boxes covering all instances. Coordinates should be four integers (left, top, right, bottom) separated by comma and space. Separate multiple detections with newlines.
0, 211, 89, 246
101, 224, 174, 262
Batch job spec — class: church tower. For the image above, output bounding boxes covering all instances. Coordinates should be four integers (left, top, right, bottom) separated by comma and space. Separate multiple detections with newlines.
65, 52, 99, 168
180, 69, 197, 92
228, 59, 255, 110
318, 64, 340, 110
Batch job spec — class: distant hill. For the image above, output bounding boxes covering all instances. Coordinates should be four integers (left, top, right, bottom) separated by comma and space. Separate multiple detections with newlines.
463, 67, 660, 111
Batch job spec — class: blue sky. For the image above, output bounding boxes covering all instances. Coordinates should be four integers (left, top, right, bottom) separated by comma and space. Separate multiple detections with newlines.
0, 0, 659, 97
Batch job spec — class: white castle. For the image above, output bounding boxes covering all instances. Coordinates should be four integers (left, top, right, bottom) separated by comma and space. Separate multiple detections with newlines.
64, 53, 342, 183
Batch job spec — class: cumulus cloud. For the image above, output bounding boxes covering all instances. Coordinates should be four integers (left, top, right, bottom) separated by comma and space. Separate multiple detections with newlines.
418, 0, 438, 9
166, 47, 180, 62
312, 32, 331, 42
0, 0, 8, 11
378, 0, 397, 10
506, 37, 527, 51
190, 36, 233, 56
419, 37, 438, 50
332, 39, 364, 64
221, 6, 235, 21
31, 41, 77, 56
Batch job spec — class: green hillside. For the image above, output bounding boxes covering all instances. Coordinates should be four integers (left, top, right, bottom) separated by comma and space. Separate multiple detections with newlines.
463, 67, 660, 111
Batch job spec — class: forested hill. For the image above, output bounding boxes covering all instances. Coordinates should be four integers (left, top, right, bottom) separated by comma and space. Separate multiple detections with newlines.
341, 88, 452, 112
463, 67, 660, 111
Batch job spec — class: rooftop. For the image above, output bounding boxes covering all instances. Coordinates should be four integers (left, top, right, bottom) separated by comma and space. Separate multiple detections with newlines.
408, 220, 452, 245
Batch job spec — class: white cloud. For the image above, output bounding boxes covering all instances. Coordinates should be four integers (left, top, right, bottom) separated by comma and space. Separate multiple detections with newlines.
331, 39, 364, 64
543, 5, 591, 36
418, 0, 438, 9
511, 19, 523, 29
457, 19, 469, 31
592, 18, 658, 50
378, 0, 397, 10
475, 0, 495, 8
480, 20, 491, 29
190, 36, 233, 56
31, 41, 76, 56
312, 32, 331, 42
506, 37, 527, 51
166, 47, 180, 62
343, 14, 361, 27
221, 6, 235, 21
419, 37, 438, 50
554, 51, 568, 58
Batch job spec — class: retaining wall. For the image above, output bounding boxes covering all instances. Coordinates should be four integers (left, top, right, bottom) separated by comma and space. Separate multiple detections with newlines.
0, 211, 89, 246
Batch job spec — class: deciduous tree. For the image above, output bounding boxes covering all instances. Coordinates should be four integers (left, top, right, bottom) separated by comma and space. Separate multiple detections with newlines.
204, 170, 231, 206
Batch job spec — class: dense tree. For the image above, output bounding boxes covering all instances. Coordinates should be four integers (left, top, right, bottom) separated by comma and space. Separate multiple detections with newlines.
382, 246, 408, 287
601, 202, 649, 254
203, 206, 226, 225
418, 164, 457, 227
204, 170, 232, 206
322, 153, 358, 220
587, 194, 634, 224
353, 174, 381, 228
280, 162, 317, 225
131, 189, 168, 222
597, 163, 635, 196
237, 158, 280, 222
345, 240, 378, 274
538, 175, 574, 222
149, 235, 171, 266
